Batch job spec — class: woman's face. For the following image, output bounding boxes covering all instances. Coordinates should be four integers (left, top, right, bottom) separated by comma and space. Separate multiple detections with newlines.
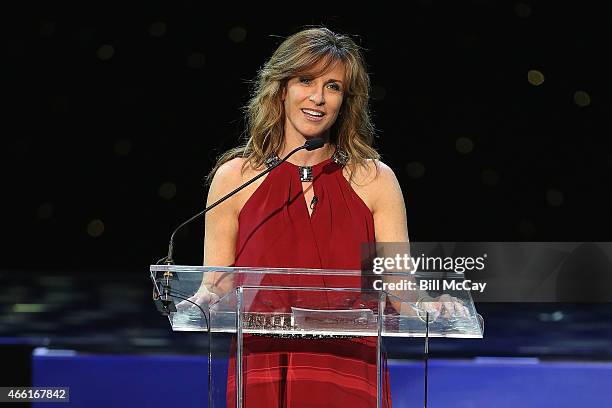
282, 61, 345, 140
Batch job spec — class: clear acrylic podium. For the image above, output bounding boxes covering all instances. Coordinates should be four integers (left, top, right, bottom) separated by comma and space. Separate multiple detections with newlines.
151, 265, 484, 408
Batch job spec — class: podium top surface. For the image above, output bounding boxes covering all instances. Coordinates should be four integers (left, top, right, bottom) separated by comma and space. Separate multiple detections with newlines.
151, 264, 484, 339
150, 264, 463, 278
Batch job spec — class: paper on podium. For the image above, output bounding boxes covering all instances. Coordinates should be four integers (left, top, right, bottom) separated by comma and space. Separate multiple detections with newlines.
291, 307, 375, 331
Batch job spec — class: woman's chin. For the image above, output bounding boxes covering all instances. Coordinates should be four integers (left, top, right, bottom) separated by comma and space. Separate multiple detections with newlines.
299, 129, 330, 140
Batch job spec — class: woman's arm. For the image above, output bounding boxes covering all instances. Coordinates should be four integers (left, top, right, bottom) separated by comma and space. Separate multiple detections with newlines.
370, 161, 410, 244
369, 161, 468, 318
201, 158, 245, 295
366, 161, 417, 310
176, 158, 245, 310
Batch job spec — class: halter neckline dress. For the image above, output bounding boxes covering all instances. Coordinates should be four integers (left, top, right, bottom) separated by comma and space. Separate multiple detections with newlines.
228, 153, 392, 407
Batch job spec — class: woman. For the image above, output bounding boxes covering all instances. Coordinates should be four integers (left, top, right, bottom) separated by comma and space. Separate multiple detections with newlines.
202, 27, 406, 407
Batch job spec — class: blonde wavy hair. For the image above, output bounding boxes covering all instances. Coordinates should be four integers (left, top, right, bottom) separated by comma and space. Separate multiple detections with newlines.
207, 27, 379, 183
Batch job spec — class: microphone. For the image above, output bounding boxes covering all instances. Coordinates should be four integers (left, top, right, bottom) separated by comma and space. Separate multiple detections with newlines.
305, 137, 325, 151
157, 137, 326, 265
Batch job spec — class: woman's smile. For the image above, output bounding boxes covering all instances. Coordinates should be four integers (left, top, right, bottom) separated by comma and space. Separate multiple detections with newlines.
301, 108, 326, 121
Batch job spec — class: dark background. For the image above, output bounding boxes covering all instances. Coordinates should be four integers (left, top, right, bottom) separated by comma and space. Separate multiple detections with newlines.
2, 2, 611, 359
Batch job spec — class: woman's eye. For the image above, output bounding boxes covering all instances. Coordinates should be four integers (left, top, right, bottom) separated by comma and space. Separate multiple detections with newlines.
327, 82, 341, 91
299, 77, 312, 84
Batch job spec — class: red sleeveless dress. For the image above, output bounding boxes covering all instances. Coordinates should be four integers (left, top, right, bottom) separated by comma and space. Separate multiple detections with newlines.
228, 155, 392, 407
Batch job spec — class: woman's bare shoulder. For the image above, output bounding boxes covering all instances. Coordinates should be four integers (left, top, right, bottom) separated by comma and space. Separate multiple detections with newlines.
211, 158, 244, 186
208, 158, 254, 202
345, 159, 400, 212
348, 159, 397, 187
208, 157, 266, 211
212, 157, 261, 185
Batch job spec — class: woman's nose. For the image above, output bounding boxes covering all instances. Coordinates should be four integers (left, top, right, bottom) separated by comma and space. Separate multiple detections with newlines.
308, 90, 325, 105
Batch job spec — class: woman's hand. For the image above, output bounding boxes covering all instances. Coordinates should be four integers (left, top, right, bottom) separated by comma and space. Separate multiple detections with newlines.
176, 286, 220, 312
416, 294, 470, 321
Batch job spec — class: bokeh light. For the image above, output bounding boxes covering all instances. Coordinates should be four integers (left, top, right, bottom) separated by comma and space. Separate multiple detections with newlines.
527, 69, 545, 86
573, 90, 591, 107
405, 161, 426, 179
481, 169, 500, 187
229, 26, 247, 43
96, 44, 115, 61
456, 137, 475, 154
149, 21, 167, 38
546, 188, 564, 207
158, 182, 177, 200
87, 219, 105, 238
